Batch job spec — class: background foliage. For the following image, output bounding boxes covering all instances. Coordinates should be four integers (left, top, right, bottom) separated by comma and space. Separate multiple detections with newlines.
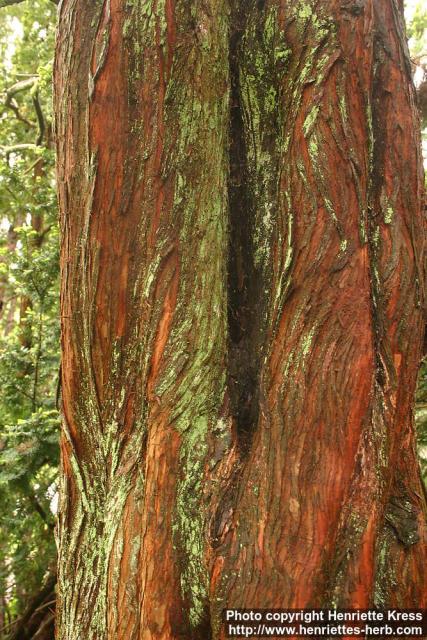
0, 1, 58, 635
0, 1, 424, 638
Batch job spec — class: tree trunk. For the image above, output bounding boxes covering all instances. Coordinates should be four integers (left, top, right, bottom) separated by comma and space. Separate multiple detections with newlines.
54, 1, 426, 639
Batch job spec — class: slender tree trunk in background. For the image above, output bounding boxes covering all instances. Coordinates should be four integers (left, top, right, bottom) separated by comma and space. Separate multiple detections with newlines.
54, 1, 426, 639
0, 221, 20, 335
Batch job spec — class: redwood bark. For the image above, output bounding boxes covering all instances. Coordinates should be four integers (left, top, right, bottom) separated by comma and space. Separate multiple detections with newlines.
55, 1, 426, 639
213, 0, 426, 624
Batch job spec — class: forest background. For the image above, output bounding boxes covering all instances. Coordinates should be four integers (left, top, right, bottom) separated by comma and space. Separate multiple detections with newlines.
0, 0, 425, 637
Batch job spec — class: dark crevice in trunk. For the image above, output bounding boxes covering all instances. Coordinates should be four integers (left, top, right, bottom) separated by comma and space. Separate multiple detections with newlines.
367, 32, 389, 391
189, 608, 213, 640
227, 3, 263, 456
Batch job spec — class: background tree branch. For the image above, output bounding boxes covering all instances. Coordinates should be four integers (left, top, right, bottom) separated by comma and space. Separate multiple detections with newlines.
33, 92, 45, 146
4, 77, 37, 128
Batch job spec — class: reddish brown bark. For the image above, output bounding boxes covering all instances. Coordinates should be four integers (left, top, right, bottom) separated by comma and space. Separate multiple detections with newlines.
55, 0, 426, 638
213, 1, 426, 623
55, 1, 229, 637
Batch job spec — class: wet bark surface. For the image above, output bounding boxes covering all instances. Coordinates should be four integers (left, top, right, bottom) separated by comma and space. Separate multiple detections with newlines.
55, 1, 426, 638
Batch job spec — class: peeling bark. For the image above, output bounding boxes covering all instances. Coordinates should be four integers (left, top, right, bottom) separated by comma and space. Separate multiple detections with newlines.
56, 1, 229, 637
55, 1, 426, 639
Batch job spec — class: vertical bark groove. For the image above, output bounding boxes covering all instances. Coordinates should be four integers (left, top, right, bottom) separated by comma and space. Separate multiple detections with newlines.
227, 2, 265, 454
